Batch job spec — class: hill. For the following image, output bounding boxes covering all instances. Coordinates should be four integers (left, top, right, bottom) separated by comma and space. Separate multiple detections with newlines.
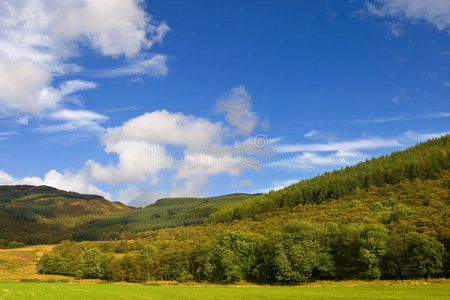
207, 134, 450, 223
37, 136, 450, 283
0, 185, 130, 244
73, 193, 257, 240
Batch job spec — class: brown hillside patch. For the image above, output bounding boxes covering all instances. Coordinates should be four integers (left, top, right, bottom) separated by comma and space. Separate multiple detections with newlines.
0, 245, 70, 281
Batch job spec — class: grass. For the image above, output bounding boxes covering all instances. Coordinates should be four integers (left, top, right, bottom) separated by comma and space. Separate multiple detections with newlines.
0, 281, 449, 299
1, 246, 449, 299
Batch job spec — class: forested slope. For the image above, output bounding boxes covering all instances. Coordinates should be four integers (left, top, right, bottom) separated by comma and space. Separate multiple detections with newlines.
37, 136, 450, 283
0, 185, 130, 244
208, 135, 450, 223
72, 193, 257, 240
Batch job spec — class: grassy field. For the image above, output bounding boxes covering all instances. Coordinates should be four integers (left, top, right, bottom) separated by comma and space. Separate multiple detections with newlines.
0, 281, 449, 300
1, 245, 449, 299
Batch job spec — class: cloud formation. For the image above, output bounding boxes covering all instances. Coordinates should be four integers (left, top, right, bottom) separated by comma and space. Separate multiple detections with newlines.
86, 109, 260, 195
364, 0, 450, 34
0, 169, 111, 199
215, 86, 262, 136
0, 0, 169, 129
272, 131, 449, 170
0, 86, 266, 205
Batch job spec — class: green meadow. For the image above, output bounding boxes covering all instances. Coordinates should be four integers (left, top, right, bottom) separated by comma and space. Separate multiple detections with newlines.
0, 281, 449, 300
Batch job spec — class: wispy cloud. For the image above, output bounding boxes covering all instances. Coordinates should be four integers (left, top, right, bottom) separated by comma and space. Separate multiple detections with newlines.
442, 80, 450, 87
0, 131, 17, 136
274, 137, 402, 153
256, 179, 300, 194
349, 112, 450, 124
271, 131, 449, 170
104, 106, 138, 113
362, 0, 450, 34
36, 109, 108, 133
0, 130, 17, 140
92, 55, 169, 78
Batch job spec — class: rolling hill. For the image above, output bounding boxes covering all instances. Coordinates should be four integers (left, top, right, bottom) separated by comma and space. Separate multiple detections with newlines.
17, 136, 450, 282
72, 193, 257, 240
0, 185, 131, 244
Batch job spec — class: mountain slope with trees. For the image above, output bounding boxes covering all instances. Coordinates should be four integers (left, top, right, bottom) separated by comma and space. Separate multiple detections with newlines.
207, 135, 449, 223
37, 136, 450, 283
0, 185, 130, 244
72, 193, 257, 240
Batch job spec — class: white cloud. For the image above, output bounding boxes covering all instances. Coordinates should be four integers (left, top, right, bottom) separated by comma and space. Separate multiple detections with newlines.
364, 0, 450, 33
385, 21, 404, 37
214, 86, 261, 136
274, 137, 402, 153
53, 0, 169, 58
0, 131, 17, 141
304, 130, 335, 141
0, 168, 111, 199
403, 130, 450, 142
58, 80, 97, 96
1, 86, 265, 202
304, 130, 319, 138
0, 170, 15, 185
117, 184, 142, 205
102, 110, 223, 149
83, 109, 260, 197
86, 141, 172, 184
37, 109, 109, 133
94, 55, 168, 78
0, 0, 169, 128
127, 189, 166, 207
175, 147, 258, 179
272, 131, 449, 170
169, 176, 210, 199
442, 80, 450, 87
0, 59, 51, 113
349, 112, 450, 124
256, 179, 300, 194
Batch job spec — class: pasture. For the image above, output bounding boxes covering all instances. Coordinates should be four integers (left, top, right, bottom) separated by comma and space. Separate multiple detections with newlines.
0, 280, 449, 300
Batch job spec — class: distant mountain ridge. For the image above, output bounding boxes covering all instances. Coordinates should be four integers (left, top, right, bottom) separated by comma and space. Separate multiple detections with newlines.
0, 185, 131, 244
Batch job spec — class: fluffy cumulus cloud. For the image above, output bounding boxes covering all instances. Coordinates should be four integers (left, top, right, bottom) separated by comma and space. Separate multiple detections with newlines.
364, 0, 450, 34
215, 86, 262, 136
0, 169, 111, 199
102, 110, 223, 149
53, 0, 169, 58
0, 86, 266, 205
0, 0, 169, 128
83, 109, 261, 203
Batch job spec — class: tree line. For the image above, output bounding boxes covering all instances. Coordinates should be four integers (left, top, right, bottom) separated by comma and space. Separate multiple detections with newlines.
37, 136, 449, 283
38, 220, 445, 283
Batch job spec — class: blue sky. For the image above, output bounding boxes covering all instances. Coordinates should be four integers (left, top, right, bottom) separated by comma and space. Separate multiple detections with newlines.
0, 0, 449, 206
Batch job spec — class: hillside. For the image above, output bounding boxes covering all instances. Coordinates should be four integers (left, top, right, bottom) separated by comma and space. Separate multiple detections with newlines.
208, 135, 450, 223
73, 193, 257, 240
37, 136, 450, 283
0, 185, 131, 244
